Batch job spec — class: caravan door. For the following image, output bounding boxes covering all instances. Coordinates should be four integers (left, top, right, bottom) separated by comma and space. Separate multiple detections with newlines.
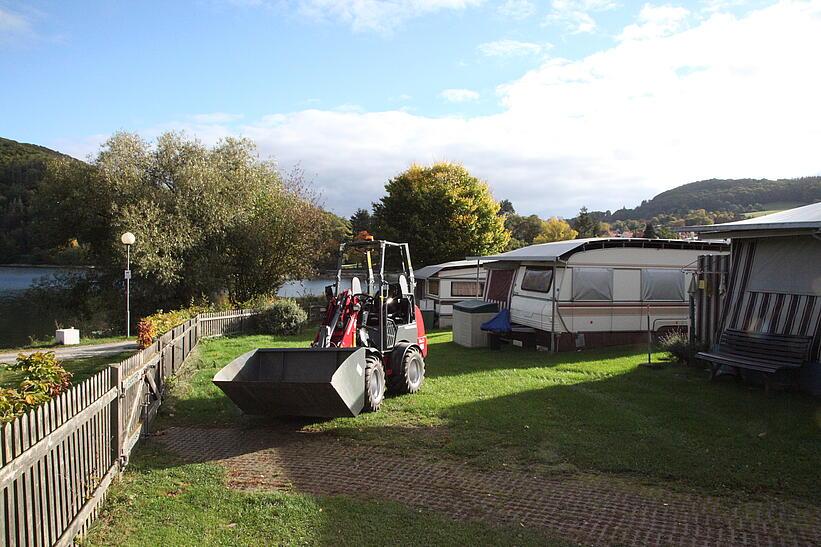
510, 266, 554, 330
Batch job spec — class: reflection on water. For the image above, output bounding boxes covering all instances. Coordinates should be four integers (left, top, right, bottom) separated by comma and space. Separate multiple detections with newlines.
0, 267, 332, 346
0, 267, 86, 346
277, 278, 333, 297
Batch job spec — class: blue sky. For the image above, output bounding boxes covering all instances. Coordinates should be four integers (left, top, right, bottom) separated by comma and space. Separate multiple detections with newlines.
1, 0, 818, 217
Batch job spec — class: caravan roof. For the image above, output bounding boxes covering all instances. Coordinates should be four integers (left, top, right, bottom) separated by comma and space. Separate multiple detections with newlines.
414, 259, 491, 280
469, 237, 727, 262
687, 201, 821, 237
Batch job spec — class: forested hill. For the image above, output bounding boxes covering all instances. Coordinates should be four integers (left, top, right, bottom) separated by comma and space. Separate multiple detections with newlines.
0, 137, 82, 263
609, 177, 821, 220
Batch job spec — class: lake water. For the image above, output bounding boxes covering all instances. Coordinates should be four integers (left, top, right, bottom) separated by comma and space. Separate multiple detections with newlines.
0, 266, 332, 346
0, 266, 83, 292
0, 266, 89, 347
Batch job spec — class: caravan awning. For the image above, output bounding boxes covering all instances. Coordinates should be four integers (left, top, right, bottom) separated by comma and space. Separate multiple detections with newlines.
468, 237, 727, 262
685, 202, 821, 238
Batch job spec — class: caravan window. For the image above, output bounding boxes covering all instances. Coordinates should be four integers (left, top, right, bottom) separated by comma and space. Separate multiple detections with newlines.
572, 268, 613, 301
642, 269, 685, 301
427, 279, 439, 296
452, 281, 483, 297
521, 268, 553, 293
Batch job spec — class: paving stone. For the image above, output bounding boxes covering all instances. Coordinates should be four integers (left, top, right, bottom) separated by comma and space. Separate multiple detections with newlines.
155, 427, 821, 547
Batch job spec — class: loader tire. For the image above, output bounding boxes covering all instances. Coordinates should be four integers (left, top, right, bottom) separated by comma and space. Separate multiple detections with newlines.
364, 355, 386, 412
390, 347, 425, 394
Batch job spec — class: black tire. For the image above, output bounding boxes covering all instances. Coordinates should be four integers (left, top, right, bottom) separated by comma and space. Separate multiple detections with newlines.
364, 355, 386, 412
389, 347, 425, 394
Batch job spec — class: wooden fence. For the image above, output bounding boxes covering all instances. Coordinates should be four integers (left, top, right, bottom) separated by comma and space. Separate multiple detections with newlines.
0, 308, 258, 546
692, 254, 730, 351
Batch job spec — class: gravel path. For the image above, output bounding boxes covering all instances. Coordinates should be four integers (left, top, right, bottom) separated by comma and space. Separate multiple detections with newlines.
0, 340, 137, 364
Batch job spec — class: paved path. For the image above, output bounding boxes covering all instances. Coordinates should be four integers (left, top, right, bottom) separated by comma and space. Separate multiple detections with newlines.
157, 426, 821, 547
0, 340, 137, 364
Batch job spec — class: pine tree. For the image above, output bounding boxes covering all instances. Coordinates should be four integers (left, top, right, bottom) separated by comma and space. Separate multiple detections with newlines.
573, 207, 600, 238
643, 222, 658, 239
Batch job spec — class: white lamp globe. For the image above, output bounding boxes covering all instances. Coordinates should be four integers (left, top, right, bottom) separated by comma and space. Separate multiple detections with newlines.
121, 232, 136, 246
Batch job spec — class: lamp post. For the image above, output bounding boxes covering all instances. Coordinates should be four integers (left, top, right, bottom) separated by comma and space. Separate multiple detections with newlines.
121, 232, 136, 337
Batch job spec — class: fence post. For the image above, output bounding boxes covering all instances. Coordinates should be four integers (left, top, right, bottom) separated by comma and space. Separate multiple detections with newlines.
109, 364, 124, 471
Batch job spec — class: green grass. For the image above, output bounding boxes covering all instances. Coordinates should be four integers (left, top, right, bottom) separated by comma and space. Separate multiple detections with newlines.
0, 350, 135, 387
0, 335, 133, 354
85, 444, 558, 547
159, 330, 821, 503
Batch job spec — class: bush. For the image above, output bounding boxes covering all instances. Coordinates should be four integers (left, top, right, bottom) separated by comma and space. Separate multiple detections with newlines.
657, 330, 690, 363
258, 299, 307, 335
140, 301, 212, 338
0, 352, 73, 422
137, 318, 157, 349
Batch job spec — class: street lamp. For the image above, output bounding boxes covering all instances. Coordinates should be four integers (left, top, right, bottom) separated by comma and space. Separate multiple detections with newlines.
121, 232, 136, 337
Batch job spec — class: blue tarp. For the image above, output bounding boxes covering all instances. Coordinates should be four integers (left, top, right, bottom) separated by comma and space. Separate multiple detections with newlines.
481, 309, 511, 333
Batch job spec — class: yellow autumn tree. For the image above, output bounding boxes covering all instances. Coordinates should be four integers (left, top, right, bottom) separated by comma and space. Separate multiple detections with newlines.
533, 217, 578, 244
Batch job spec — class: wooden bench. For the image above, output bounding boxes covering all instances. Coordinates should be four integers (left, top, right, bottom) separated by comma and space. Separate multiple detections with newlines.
697, 329, 812, 393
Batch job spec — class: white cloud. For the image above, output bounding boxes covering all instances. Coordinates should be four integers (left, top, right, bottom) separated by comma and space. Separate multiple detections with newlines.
478, 39, 549, 57
64, 1, 821, 219
619, 4, 690, 41
190, 112, 245, 124
498, 0, 536, 19
440, 88, 480, 102
296, 0, 482, 33
0, 6, 32, 44
545, 0, 618, 33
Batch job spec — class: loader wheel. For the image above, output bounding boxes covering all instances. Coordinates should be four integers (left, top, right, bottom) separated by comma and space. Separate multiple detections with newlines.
364, 355, 386, 412
390, 347, 425, 394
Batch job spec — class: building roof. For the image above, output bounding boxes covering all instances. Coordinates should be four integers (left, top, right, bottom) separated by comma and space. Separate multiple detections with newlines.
414, 259, 490, 279
686, 201, 821, 236
469, 237, 727, 262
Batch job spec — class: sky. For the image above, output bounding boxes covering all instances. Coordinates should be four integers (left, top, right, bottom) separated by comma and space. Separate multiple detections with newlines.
1, 0, 820, 218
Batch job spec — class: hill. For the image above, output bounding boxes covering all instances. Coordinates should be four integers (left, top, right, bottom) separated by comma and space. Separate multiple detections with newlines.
0, 137, 81, 263
608, 177, 821, 221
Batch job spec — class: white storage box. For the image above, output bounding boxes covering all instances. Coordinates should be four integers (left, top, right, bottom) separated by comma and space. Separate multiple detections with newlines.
452, 300, 499, 348
56, 328, 80, 345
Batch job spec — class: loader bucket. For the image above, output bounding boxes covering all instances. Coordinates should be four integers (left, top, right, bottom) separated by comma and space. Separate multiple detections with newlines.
213, 348, 367, 418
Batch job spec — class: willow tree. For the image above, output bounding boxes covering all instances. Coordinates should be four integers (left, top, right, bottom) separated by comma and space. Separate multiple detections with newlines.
372, 162, 509, 266
37, 132, 331, 311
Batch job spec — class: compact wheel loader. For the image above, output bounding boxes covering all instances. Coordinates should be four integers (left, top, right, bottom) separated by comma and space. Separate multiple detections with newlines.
213, 237, 428, 418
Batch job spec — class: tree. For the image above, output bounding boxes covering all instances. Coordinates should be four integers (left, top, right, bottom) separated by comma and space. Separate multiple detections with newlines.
655, 225, 678, 239
572, 207, 600, 238
504, 214, 543, 246
349, 208, 373, 234
533, 217, 578, 243
372, 162, 509, 266
37, 131, 330, 311
316, 212, 352, 272
642, 222, 658, 239
498, 199, 515, 216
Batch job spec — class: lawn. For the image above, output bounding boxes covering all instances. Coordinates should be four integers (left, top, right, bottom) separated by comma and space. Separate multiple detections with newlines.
157, 330, 820, 502
86, 445, 556, 547
86, 329, 820, 545
0, 350, 135, 387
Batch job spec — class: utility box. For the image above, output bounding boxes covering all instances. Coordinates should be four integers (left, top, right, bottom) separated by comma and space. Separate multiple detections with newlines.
56, 328, 80, 345
452, 300, 499, 348
420, 309, 435, 332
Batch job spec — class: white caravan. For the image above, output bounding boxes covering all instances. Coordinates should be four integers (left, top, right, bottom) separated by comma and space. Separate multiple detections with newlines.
414, 260, 488, 327
474, 238, 729, 350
